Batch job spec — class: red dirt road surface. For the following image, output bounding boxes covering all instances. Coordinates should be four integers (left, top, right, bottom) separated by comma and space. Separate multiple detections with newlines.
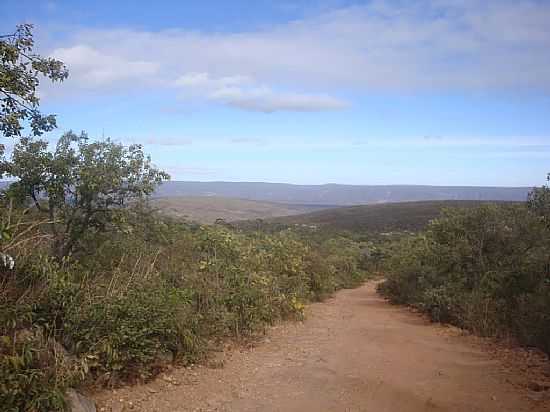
95, 281, 550, 412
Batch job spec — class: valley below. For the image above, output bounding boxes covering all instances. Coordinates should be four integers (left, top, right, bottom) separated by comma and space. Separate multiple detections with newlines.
150, 196, 330, 224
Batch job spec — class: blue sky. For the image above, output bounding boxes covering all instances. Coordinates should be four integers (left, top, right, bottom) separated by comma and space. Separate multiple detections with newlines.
2, 0, 550, 186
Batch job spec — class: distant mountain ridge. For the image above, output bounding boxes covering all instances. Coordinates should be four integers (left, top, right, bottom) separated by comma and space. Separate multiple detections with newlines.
153, 181, 531, 206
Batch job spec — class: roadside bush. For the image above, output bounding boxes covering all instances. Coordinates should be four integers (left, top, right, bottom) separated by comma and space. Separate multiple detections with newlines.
321, 238, 359, 288
513, 286, 550, 353
62, 284, 197, 384
378, 204, 550, 354
304, 250, 336, 300
377, 235, 433, 305
0, 324, 87, 412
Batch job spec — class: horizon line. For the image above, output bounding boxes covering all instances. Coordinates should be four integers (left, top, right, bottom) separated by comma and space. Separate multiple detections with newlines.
158, 181, 535, 189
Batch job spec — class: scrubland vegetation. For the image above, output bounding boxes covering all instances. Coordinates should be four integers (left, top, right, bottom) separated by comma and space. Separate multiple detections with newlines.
0, 196, 371, 411
1, 23, 549, 412
378, 189, 550, 355
0, 129, 370, 411
247, 200, 497, 233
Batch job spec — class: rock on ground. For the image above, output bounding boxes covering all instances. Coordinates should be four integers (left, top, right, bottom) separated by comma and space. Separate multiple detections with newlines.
67, 389, 96, 412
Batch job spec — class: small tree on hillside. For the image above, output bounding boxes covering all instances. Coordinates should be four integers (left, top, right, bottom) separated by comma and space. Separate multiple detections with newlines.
5, 131, 169, 259
528, 173, 550, 226
1, 24, 68, 139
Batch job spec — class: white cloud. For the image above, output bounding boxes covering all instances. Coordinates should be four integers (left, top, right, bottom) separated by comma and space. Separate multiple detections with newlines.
209, 85, 348, 112
175, 72, 251, 89
51, 45, 160, 88
174, 72, 348, 112
44, 0, 550, 109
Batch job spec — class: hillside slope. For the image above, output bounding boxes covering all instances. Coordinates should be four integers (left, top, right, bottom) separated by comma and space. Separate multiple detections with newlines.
151, 196, 328, 223
261, 200, 506, 233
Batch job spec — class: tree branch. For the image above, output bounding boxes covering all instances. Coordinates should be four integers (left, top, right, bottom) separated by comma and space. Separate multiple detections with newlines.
30, 189, 44, 212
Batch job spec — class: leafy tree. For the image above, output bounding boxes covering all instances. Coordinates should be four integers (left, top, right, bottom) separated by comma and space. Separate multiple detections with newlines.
5, 131, 169, 259
528, 173, 550, 225
1, 24, 68, 139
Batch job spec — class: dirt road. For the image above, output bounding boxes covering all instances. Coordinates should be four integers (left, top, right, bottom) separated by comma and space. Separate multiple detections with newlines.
95, 281, 549, 412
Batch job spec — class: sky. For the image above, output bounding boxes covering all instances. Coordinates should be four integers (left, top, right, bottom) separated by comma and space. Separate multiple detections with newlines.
1, 0, 550, 186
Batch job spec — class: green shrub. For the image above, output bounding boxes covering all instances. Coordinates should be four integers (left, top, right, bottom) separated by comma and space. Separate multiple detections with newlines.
378, 204, 550, 354
304, 250, 336, 300
0, 327, 85, 412
62, 284, 197, 384
513, 287, 550, 353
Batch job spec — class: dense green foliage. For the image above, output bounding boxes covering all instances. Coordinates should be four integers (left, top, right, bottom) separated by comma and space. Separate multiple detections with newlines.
378, 202, 550, 353
0, 24, 68, 139
5, 131, 169, 259
0, 202, 370, 411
